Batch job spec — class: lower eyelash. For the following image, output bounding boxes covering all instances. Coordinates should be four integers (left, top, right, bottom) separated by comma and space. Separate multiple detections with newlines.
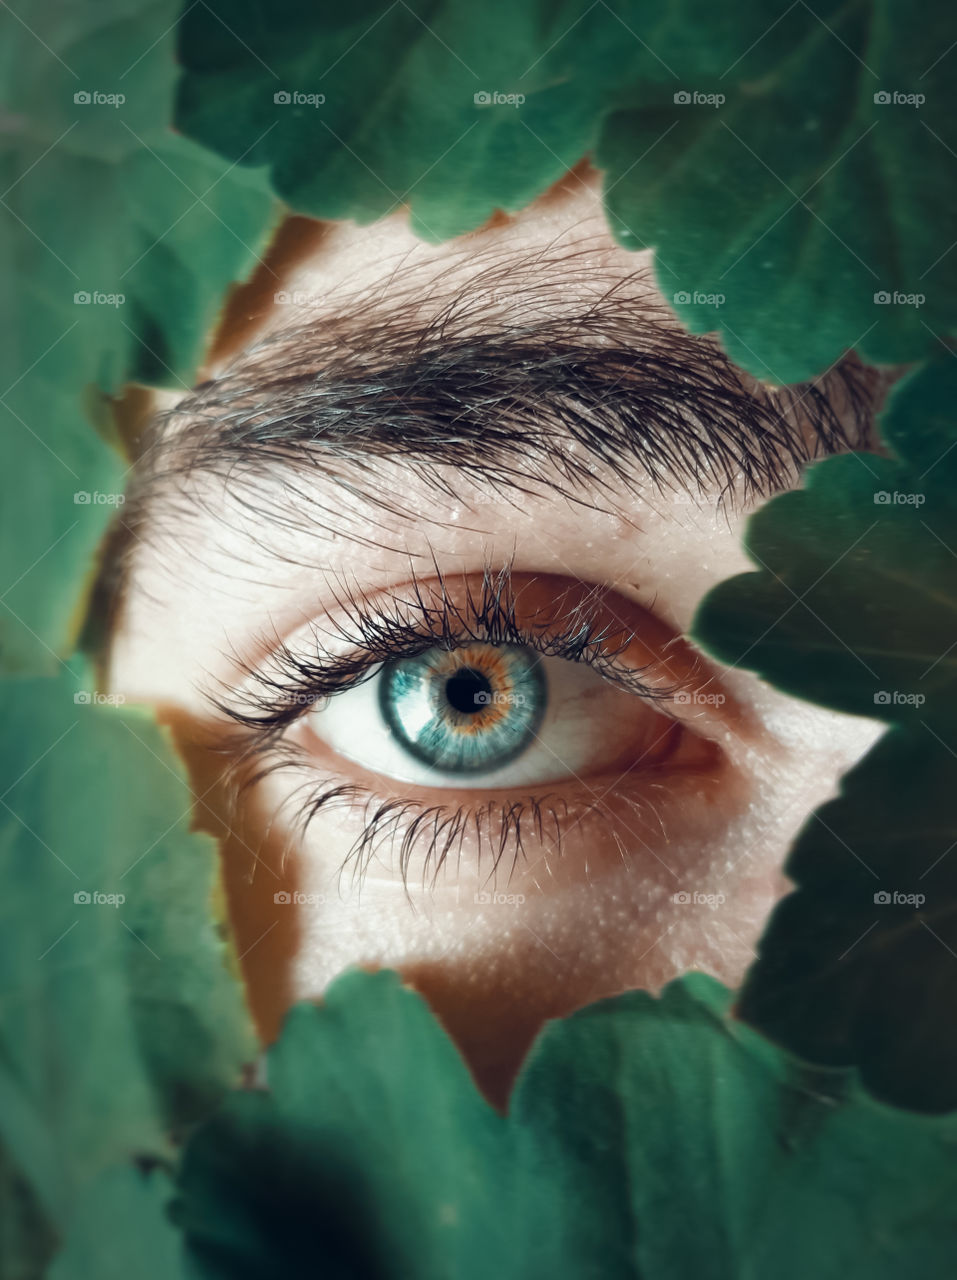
231, 726, 685, 894
226, 738, 639, 894
297, 781, 576, 892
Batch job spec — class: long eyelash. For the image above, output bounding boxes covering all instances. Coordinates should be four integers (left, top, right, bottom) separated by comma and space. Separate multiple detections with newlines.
217, 561, 677, 740
211, 563, 683, 891
284, 782, 580, 894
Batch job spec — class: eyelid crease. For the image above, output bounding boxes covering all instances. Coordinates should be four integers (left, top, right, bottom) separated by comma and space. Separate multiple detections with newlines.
213, 562, 683, 746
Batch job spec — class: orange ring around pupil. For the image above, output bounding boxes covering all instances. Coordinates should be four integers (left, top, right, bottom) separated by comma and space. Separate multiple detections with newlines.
429, 645, 514, 735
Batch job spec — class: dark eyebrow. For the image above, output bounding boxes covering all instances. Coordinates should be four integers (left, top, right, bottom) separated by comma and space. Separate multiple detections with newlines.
155, 301, 876, 503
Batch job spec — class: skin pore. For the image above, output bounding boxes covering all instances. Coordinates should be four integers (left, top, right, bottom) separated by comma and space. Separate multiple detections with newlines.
105, 166, 881, 1105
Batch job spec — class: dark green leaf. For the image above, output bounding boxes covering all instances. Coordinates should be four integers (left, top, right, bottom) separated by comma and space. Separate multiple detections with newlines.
737, 726, 957, 1111
599, 0, 957, 381
693, 353, 957, 1106
177, 969, 957, 1280
176, 1, 955, 382
693, 354, 957, 726
0, 1144, 57, 1280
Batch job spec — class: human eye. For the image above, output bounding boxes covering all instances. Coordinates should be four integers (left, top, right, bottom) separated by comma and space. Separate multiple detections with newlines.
317, 640, 673, 787
217, 567, 723, 887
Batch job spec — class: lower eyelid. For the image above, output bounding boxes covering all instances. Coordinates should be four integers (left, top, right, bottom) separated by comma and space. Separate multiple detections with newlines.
229, 730, 731, 896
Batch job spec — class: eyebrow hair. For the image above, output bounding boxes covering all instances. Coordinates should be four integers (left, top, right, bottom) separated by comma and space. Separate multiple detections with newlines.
96, 241, 880, 636
139, 244, 878, 509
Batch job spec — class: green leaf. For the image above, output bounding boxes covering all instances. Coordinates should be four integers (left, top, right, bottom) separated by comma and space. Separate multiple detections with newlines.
176, 1, 956, 382
177, 969, 517, 1280
0, 664, 254, 1248
1, 0, 277, 674
599, 0, 957, 382
0, 1144, 56, 1280
176, 0, 616, 241
49, 1165, 186, 1280
692, 353, 957, 1106
693, 353, 957, 724
737, 726, 957, 1111
176, 969, 957, 1280
517, 973, 957, 1278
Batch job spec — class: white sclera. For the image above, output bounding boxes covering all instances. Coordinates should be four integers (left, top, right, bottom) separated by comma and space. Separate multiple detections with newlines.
307, 649, 672, 789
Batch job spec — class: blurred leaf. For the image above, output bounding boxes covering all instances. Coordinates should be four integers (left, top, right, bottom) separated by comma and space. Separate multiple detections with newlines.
0, 0, 277, 673
0, 664, 254, 1262
49, 1165, 185, 1280
175, 0, 955, 383
176, 969, 957, 1280
0, 1144, 56, 1280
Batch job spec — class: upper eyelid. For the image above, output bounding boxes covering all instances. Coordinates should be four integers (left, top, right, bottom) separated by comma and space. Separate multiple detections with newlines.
212, 568, 683, 741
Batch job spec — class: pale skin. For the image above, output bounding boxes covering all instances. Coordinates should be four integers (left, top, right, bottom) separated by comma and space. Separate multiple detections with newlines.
107, 167, 880, 1105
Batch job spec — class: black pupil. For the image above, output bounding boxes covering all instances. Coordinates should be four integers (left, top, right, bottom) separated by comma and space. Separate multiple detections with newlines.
444, 667, 492, 714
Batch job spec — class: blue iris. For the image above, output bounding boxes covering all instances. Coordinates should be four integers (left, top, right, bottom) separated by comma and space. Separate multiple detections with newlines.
378, 643, 546, 774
